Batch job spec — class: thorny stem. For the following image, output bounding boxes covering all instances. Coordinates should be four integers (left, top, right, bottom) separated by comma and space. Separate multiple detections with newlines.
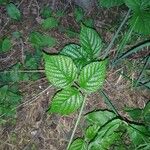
102, 9, 131, 59
66, 94, 88, 150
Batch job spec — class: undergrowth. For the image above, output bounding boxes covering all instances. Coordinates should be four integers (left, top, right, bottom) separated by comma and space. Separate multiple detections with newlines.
0, 0, 150, 149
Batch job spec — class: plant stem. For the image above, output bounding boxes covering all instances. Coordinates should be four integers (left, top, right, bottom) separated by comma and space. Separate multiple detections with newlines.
102, 9, 131, 59
0, 69, 45, 73
66, 94, 88, 150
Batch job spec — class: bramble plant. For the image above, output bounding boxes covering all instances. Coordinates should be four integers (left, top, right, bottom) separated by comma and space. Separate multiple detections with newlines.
0, 1, 150, 149
44, 24, 150, 149
44, 25, 107, 149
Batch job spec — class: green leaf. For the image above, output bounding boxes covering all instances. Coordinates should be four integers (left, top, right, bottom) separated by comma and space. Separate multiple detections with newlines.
80, 25, 102, 58
83, 18, 94, 28
124, 0, 150, 11
41, 17, 58, 30
89, 119, 123, 150
1, 38, 12, 52
78, 60, 107, 93
143, 101, 150, 124
86, 110, 116, 126
49, 87, 84, 115
0, 85, 21, 117
60, 44, 88, 69
0, 85, 8, 100
29, 32, 56, 48
6, 3, 21, 20
85, 125, 100, 141
74, 6, 85, 22
40, 6, 52, 18
98, 0, 124, 8
44, 54, 77, 88
125, 108, 143, 121
0, 0, 8, 5
69, 138, 87, 150
127, 124, 149, 146
130, 11, 150, 35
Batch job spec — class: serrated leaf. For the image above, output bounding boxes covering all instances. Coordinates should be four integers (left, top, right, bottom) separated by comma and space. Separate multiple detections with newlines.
29, 32, 56, 48
44, 54, 77, 88
127, 124, 149, 146
69, 138, 87, 150
49, 87, 84, 115
78, 60, 107, 93
130, 11, 150, 35
98, 0, 124, 8
1, 38, 12, 52
60, 44, 88, 69
6, 3, 21, 20
89, 119, 123, 150
41, 17, 58, 30
86, 110, 116, 126
85, 125, 100, 141
124, 0, 150, 11
80, 25, 102, 58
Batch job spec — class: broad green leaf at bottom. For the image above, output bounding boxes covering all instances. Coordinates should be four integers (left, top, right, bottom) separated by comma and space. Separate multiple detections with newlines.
49, 87, 84, 115
69, 138, 87, 150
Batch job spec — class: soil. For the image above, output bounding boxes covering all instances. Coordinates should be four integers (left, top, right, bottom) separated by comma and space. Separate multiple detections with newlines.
0, 0, 150, 150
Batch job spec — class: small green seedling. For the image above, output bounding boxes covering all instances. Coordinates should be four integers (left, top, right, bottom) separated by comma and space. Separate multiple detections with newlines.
6, 3, 21, 20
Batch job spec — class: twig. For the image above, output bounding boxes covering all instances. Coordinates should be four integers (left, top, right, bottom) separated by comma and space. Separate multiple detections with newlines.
20, 38, 25, 64
34, 0, 40, 17
66, 94, 88, 150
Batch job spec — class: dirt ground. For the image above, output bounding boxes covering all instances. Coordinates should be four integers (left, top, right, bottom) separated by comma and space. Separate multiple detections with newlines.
0, 0, 150, 150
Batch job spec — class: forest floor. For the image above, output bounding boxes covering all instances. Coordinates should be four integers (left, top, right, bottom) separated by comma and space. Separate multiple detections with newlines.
0, 0, 149, 150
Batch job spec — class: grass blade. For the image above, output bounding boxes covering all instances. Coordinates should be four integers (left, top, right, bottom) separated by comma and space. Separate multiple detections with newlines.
100, 90, 119, 116
113, 41, 150, 65
113, 17, 138, 61
135, 56, 150, 87
102, 9, 131, 59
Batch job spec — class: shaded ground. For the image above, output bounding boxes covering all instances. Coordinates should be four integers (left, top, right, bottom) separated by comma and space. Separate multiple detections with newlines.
0, 0, 150, 150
